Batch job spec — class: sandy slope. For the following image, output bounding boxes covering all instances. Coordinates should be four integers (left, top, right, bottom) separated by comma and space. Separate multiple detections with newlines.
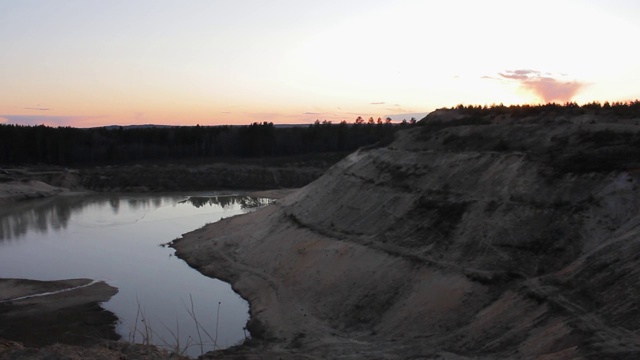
174, 110, 640, 359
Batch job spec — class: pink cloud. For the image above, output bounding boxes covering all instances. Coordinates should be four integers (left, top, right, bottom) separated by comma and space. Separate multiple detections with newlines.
496, 70, 585, 103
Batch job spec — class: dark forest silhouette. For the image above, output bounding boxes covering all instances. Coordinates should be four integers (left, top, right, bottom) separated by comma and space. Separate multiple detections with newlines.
3, 101, 638, 167
443, 100, 640, 119
0, 120, 414, 166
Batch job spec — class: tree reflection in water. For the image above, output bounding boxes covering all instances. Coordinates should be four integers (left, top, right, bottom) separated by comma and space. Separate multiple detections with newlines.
0, 194, 271, 242
0, 197, 80, 241
180, 195, 272, 209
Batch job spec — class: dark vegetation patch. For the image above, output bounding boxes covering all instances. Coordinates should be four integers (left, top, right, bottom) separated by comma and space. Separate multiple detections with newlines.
484, 200, 500, 213
342, 288, 402, 330
422, 101, 640, 124
420, 116, 492, 132
552, 148, 640, 174
546, 130, 640, 174
414, 197, 472, 239
508, 194, 596, 212
287, 332, 307, 349
0, 121, 413, 167
440, 130, 513, 152
80, 163, 324, 191
393, 195, 474, 249
286, 212, 306, 228
370, 159, 428, 190
464, 270, 525, 285
416, 102, 640, 175
493, 215, 583, 275
245, 317, 273, 341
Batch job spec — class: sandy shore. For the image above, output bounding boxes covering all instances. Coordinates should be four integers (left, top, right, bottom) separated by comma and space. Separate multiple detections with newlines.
0, 180, 64, 205
172, 189, 413, 359
0, 172, 123, 356
0, 278, 119, 347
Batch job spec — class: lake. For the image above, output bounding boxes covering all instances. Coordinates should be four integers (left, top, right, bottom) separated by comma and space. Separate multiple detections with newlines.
0, 192, 270, 357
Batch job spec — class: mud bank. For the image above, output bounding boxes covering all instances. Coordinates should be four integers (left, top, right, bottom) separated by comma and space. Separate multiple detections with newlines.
0, 278, 119, 347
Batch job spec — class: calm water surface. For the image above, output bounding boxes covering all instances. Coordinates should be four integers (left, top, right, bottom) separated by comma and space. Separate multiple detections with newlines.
0, 193, 270, 357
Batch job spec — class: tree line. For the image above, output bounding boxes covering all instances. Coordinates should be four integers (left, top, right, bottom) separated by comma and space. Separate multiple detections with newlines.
447, 100, 640, 119
0, 120, 414, 166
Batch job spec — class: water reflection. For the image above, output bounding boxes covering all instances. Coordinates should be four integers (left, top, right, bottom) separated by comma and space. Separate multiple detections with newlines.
109, 197, 120, 214
0, 197, 78, 241
180, 196, 272, 209
0, 194, 272, 241
0, 193, 272, 356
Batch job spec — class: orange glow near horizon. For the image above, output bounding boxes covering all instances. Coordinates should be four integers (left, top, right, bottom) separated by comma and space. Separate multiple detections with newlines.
1, 1, 639, 128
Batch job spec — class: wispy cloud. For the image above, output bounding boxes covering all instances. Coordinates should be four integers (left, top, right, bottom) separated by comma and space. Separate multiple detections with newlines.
23, 107, 51, 111
498, 69, 538, 81
370, 102, 386, 105
303, 112, 323, 115
493, 69, 585, 103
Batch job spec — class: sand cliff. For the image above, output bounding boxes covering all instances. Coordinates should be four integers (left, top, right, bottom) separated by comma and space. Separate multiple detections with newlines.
174, 109, 640, 359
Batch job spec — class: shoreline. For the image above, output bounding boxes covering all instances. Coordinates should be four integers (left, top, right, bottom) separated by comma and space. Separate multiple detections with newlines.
0, 180, 66, 205
0, 177, 299, 358
0, 278, 119, 347
0, 178, 123, 356
171, 189, 347, 358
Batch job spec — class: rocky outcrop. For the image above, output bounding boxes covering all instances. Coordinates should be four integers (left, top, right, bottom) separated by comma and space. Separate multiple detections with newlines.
174, 109, 640, 359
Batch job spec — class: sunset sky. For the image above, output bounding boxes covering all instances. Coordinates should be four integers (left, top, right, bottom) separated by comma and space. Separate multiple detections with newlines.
1, 0, 639, 127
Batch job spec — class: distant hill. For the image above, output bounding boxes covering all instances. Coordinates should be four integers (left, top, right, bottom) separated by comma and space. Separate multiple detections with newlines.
98, 123, 311, 130
99, 124, 175, 130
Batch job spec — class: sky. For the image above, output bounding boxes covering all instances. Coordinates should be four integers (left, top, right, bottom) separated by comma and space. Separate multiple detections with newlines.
1, 0, 639, 127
